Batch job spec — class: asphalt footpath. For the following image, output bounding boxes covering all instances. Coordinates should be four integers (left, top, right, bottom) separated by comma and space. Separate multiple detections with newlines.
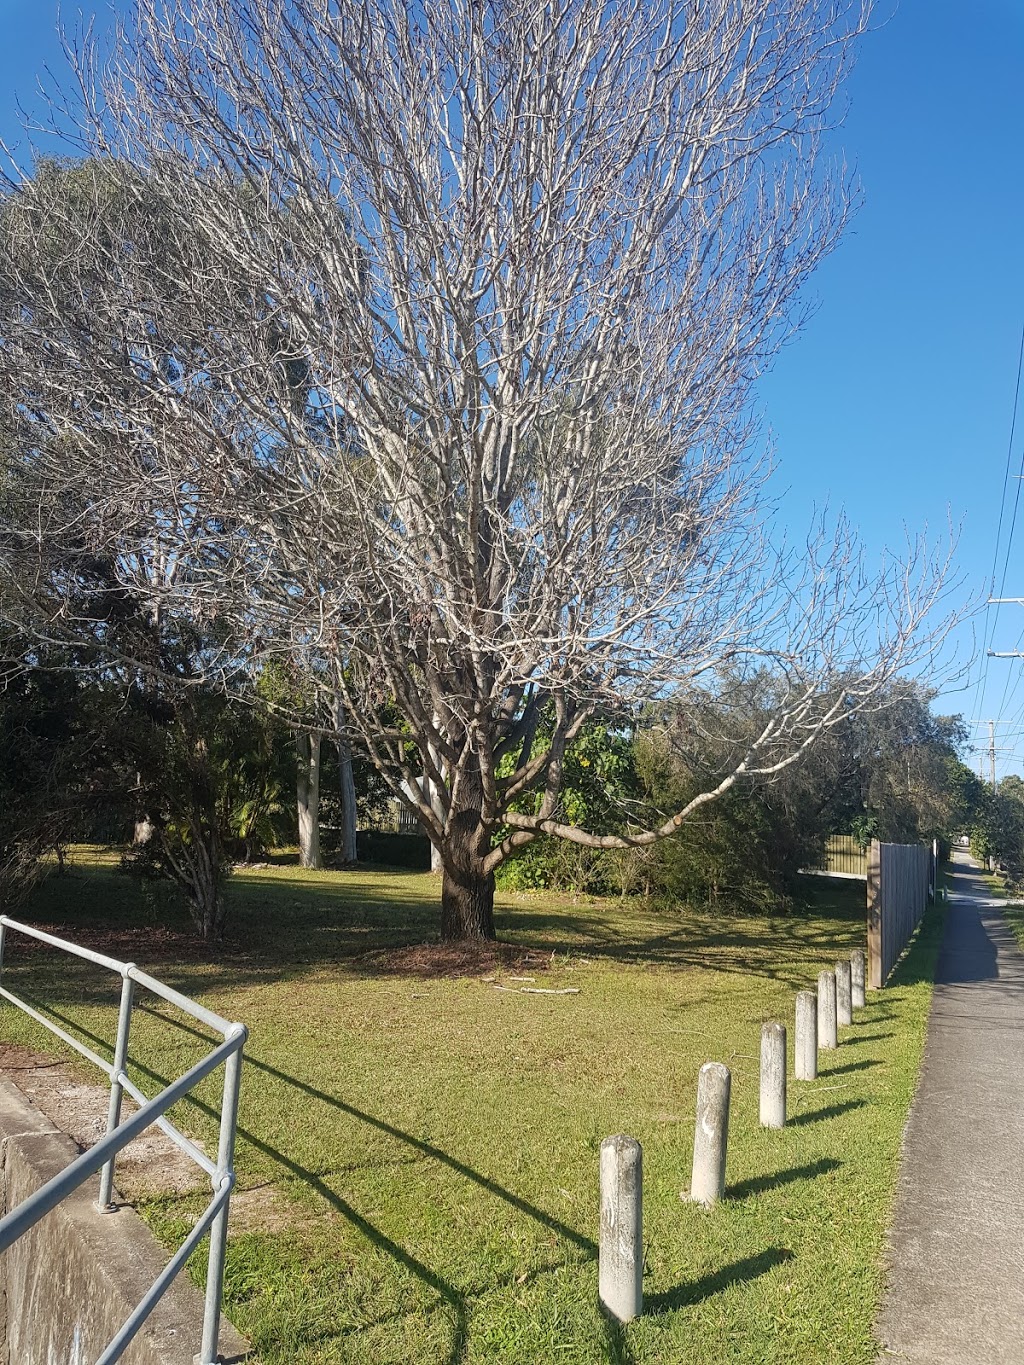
875, 849, 1024, 1362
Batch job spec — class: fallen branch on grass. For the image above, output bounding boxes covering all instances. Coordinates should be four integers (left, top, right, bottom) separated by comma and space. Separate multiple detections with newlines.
490, 985, 581, 995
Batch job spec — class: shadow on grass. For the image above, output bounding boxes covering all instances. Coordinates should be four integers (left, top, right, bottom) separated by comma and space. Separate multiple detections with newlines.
4, 860, 947, 1362
644, 1247, 795, 1315
35, 999, 598, 1365
886, 902, 947, 988
787, 1099, 866, 1127
850, 1032, 894, 1044
726, 1158, 841, 1201
15, 853, 874, 991
819, 1058, 880, 1076
601, 1318, 638, 1365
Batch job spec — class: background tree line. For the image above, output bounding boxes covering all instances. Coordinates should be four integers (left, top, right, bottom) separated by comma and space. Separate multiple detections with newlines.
0, 617, 981, 934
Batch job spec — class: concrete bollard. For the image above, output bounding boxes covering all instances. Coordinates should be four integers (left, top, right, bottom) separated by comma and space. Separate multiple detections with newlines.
760, 1022, 786, 1129
690, 1062, 731, 1206
795, 990, 818, 1080
817, 969, 838, 1050
851, 948, 866, 1009
835, 960, 853, 1028
599, 1135, 643, 1322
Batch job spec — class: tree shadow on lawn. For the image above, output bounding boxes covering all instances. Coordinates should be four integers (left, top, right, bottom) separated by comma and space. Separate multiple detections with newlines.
497, 892, 869, 988
16, 856, 872, 992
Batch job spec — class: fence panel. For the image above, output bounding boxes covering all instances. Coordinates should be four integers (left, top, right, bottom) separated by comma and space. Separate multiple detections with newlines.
823, 835, 868, 876
800, 835, 868, 880
867, 840, 933, 988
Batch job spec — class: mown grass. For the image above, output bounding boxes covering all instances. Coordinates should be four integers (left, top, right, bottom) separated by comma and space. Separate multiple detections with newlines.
0, 852, 943, 1363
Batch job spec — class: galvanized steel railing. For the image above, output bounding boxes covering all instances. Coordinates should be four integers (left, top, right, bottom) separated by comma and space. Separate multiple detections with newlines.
0, 914, 246, 1365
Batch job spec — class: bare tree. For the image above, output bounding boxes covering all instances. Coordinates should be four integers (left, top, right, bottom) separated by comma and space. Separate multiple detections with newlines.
0, 0, 961, 939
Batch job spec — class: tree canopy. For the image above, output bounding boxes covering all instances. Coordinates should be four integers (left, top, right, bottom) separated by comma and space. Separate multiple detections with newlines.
0, 0, 960, 939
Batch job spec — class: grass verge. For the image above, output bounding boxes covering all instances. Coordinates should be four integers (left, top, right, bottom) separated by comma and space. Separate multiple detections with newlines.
0, 853, 943, 1363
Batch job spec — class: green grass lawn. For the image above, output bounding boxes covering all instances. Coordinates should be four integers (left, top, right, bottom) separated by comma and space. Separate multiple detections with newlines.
0, 852, 941, 1363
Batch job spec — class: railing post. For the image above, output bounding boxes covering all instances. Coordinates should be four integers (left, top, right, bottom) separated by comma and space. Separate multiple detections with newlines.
199, 1024, 247, 1365
97, 968, 136, 1213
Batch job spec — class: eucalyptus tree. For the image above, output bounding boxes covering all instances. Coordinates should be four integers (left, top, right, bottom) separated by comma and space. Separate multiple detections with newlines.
0, 0, 959, 939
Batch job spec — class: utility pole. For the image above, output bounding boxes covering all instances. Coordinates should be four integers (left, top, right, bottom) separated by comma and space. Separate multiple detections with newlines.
984, 594, 1024, 789
990, 718, 997, 790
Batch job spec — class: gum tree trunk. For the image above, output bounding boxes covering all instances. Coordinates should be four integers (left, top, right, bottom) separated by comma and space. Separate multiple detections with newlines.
338, 741, 358, 864
296, 731, 323, 869
428, 770, 445, 874
334, 695, 358, 865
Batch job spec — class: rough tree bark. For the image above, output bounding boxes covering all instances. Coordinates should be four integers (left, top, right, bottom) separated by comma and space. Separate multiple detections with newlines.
439, 757, 495, 941
428, 770, 445, 875
337, 737, 358, 865
296, 731, 323, 869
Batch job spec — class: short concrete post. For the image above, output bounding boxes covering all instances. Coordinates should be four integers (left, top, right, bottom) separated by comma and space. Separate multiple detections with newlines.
835, 960, 853, 1028
690, 1062, 731, 1206
759, 1022, 786, 1129
817, 969, 838, 1050
599, 1135, 642, 1322
795, 991, 818, 1080
851, 949, 866, 1009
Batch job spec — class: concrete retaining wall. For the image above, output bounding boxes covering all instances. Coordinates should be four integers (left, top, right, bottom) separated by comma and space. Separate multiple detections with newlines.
0, 1076, 247, 1364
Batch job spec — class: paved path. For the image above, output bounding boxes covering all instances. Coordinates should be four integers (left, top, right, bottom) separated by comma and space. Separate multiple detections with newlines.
876, 850, 1024, 1362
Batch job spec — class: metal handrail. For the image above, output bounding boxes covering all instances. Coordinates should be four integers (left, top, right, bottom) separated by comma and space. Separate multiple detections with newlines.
0, 914, 247, 1365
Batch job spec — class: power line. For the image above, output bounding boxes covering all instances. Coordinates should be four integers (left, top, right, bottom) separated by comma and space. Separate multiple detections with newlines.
969, 320, 1024, 730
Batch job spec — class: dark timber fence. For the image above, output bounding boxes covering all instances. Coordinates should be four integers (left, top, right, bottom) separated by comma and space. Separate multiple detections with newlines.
866, 839, 934, 988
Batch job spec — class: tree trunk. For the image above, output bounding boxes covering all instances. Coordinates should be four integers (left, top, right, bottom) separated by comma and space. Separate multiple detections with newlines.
441, 859, 496, 940
338, 744, 358, 864
335, 696, 358, 865
439, 757, 495, 940
427, 713, 446, 873
193, 865, 226, 940
167, 817, 226, 940
296, 731, 323, 869
428, 770, 445, 874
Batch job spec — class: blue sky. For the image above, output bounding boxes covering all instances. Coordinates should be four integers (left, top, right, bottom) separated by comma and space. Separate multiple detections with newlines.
758, 0, 1024, 776
1, 0, 1022, 774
